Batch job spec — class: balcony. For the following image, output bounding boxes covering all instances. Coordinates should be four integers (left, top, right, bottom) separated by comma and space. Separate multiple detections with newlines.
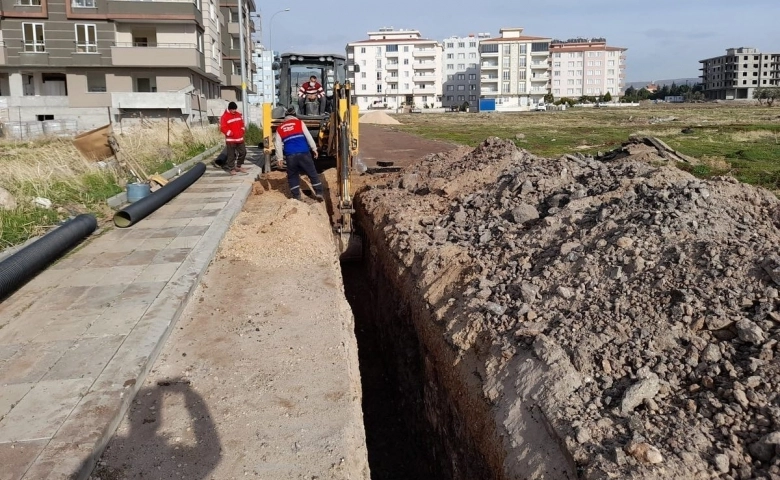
0, 42, 5, 65
107, 0, 201, 22
531, 50, 548, 56
228, 22, 240, 35
531, 62, 548, 69
531, 75, 549, 82
112, 92, 191, 112
413, 49, 437, 57
385, 50, 399, 57
480, 75, 498, 81
481, 62, 498, 69
413, 75, 436, 82
414, 62, 436, 69
224, 74, 241, 86
111, 43, 204, 69
386, 62, 399, 69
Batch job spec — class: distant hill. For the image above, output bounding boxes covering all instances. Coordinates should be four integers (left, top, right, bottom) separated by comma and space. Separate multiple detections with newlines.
625, 78, 700, 90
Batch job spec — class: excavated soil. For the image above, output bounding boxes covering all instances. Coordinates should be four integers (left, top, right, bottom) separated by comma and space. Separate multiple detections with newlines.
355, 137, 780, 479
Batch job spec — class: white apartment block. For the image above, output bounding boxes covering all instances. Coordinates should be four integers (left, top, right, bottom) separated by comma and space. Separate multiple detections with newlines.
478, 27, 552, 111
442, 34, 489, 110
249, 46, 274, 105
346, 27, 443, 110
549, 38, 626, 100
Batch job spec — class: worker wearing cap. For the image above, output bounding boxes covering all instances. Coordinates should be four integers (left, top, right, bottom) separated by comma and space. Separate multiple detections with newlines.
274, 107, 324, 202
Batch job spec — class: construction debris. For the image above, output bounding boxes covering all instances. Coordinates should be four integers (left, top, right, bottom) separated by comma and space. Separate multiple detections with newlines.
359, 111, 401, 125
358, 137, 780, 479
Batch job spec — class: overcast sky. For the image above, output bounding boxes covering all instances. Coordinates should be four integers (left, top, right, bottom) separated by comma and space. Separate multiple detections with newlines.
256, 0, 780, 82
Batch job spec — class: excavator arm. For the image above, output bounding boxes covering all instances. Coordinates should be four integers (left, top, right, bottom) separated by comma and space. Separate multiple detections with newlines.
327, 81, 362, 260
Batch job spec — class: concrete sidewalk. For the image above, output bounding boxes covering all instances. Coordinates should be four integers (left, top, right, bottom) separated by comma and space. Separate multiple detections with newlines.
0, 159, 258, 480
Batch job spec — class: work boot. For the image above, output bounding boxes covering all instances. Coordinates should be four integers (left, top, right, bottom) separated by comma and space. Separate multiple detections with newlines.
314, 194, 324, 202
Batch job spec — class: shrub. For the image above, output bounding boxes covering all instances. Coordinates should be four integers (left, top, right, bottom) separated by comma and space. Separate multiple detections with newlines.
244, 122, 262, 145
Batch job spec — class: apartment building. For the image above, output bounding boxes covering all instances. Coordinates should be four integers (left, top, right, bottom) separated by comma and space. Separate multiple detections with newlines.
0, 0, 253, 131
248, 45, 273, 105
699, 47, 780, 100
549, 38, 626, 100
219, 0, 255, 103
478, 27, 551, 111
441, 33, 488, 111
347, 27, 443, 110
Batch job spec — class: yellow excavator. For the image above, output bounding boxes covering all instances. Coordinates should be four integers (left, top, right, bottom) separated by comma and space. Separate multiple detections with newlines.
261, 52, 361, 260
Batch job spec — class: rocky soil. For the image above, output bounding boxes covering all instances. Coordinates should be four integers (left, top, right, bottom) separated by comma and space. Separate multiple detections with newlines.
357, 137, 780, 479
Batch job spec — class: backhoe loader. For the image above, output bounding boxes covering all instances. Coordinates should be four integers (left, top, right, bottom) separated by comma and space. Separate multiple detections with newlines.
261, 52, 361, 261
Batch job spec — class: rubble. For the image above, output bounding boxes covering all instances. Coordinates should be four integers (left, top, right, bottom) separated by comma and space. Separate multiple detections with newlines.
359, 136, 780, 479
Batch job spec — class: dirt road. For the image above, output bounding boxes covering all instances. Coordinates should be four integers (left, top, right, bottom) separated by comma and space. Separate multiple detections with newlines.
358, 124, 457, 168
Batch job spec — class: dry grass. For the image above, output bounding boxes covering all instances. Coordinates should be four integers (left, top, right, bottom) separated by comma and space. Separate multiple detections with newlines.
0, 121, 222, 247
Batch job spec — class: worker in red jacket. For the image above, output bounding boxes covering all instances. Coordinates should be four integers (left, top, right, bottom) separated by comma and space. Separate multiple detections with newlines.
219, 102, 248, 175
297, 75, 325, 115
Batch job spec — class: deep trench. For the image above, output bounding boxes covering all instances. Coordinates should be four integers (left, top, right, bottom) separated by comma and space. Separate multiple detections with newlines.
340, 223, 497, 480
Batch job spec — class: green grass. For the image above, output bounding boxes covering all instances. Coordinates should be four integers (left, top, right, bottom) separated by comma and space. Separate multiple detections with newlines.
390, 104, 780, 192
0, 135, 219, 249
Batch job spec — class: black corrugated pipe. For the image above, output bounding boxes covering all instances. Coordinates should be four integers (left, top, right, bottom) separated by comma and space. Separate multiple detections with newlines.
0, 214, 97, 300
114, 162, 206, 228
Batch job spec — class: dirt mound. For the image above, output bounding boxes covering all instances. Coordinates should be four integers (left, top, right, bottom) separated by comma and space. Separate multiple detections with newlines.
359, 137, 780, 479
359, 111, 401, 125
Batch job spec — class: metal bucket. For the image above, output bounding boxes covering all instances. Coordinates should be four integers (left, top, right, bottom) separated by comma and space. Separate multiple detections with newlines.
126, 182, 151, 203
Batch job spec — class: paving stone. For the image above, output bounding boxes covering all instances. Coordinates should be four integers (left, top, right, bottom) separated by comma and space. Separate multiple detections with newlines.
0, 377, 92, 442
48, 253, 94, 271
97, 265, 146, 286
0, 383, 33, 420
166, 236, 202, 249
148, 226, 185, 238
21, 441, 93, 480
120, 228, 154, 240
0, 440, 47, 480
136, 263, 181, 283
68, 284, 129, 313
180, 225, 210, 237
56, 267, 111, 287
187, 216, 216, 226
43, 335, 125, 381
200, 209, 222, 217
134, 218, 192, 228
115, 249, 159, 266
203, 201, 228, 209
0, 311, 49, 345
23, 286, 90, 315
153, 248, 192, 264
33, 313, 101, 343
81, 252, 129, 269
137, 237, 174, 250
0, 340, 73, 384
22, 267, 79, 292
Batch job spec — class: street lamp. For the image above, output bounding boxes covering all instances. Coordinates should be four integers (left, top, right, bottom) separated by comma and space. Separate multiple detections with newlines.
237, 0, 249, 125
269, 8, 291, 108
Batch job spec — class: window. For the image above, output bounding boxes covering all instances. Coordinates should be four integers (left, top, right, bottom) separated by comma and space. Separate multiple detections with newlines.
386, 45, 398, 52
531, 42, 549, 52
447, 95, 453, 101
553, 80, 560, 86
376, 72, 381, 80
502, 81, 510, 93
457, 63, 465, 70
457, 53, 465, 59
446, 42, 454, 48
503, 44, 511, 55
196, 31, 203, 52
458, 42, 465, 48
404, 83, 409, 89
377, 84, 382, 93
74, 24, 97, 53
502, 71, 510, 80
469, 52, 476, 59
457, 95, 465, 101
447, 74, 454, 80
446, 53, 454, 59
553, 62, 560, 67
518, 57, 526, 67
553, 52, 561, 58
209, 0, 215, 21
360, 47, 366, 53
403, 46, 409, 52
517, 82, 525, 93
86, 72, 106, 92
446, 63, 453, 70
519, 44, 526, 54
502, 58, 510, 68
376, 59, 381, 68
361, 72, 366, 78
457, 73, 465, 80
375, 46, 382, 54
457, 85, 465, 90
361, 84, 366, 90
134, 77, 156, 92
468, 73, 476, 80
72, 0, 96, 6
446, 85, 454, 91
569, 61, 575, 67
469, 42, 476, 48
22, 23, 45, 52
403, 58, 409, 65
18, 0, 41, 4
469, 84, 476, 91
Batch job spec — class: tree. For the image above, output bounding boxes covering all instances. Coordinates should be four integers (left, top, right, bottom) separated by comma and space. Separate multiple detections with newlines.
603, 91, 612, 102
754, 87, 767, 105
543, 92, 555, 104
766, 87, 780, 107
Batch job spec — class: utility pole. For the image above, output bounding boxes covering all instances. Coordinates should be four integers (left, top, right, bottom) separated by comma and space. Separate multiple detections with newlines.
269, 8, 290, 108
237, 0, 248, 126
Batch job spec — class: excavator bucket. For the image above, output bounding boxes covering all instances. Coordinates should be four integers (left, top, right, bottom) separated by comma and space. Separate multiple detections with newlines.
338, 232, 363, 263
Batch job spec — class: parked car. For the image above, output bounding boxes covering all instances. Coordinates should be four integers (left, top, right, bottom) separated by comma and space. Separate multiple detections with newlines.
534, 103, 547, 111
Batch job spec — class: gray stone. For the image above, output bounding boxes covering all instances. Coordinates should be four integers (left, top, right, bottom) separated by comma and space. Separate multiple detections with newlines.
510, 203, 539, 225
615, 237, 634, 249
485, 302, 506, 315
701, 343, 722, 362
706, 315, 734, 331
0, 186, 17, 210
736, 319, 765, 344
621, 373, 660, 414
520, 282, 540, 303
748, 431, 780, 462
713, 454, 730, 473
401, 174, 419, 192
557, 286, 574, 299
